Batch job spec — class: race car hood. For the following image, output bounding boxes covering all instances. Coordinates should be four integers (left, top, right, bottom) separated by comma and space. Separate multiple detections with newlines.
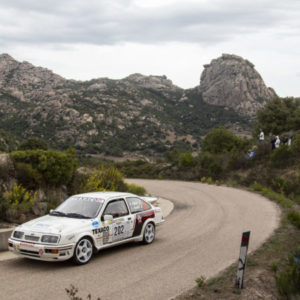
17, 214, 92, 235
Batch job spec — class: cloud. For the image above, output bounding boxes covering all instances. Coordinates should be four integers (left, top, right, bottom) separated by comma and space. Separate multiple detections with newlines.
0, 0, 299, 47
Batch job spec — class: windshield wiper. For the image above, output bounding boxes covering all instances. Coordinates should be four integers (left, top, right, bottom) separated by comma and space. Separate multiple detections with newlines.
66, 213, 90, 219
50, 210, 67, 217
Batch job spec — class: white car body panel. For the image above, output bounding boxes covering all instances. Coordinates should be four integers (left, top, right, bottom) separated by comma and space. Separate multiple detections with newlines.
8, 192, 164, 263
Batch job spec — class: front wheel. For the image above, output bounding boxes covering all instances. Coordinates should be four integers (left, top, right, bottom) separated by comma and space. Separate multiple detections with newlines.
73, 237, 93, 265
143, 222, 155, 244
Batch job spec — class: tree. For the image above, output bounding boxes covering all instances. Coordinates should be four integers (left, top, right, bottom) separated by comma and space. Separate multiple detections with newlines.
202, 127, 248, 154
254, 97, 300, 136
18, 137, 48, 151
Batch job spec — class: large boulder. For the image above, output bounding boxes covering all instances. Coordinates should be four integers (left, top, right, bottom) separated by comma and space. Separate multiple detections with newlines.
199, 54, 276, 117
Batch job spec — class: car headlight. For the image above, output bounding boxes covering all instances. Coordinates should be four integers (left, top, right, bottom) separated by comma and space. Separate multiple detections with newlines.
41, 235, 59, 244
13, 231, 24, 239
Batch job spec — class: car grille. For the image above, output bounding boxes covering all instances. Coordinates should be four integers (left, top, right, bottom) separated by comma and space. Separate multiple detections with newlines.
25, 235, 40, 242
19, 249, 40, 257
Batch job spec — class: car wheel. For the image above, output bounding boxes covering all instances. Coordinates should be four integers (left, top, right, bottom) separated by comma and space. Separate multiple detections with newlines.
73, 237, 93, 265
143, 222, 155, 244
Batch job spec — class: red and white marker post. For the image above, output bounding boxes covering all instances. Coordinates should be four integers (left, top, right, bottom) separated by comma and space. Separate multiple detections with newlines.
236, 231, 251, 289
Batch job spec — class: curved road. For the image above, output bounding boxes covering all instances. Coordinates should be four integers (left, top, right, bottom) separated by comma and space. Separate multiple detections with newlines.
0, 180, 280, 300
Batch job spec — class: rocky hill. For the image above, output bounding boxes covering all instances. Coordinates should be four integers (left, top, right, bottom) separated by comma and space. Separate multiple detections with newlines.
0, 53, 272, 156
199, 54, 276, 116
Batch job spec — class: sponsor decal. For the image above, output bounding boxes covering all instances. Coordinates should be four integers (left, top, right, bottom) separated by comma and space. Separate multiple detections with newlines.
92, 221, 100, 228
20, 242, 34, 247
137, 215, 142, 224
93, 226, 109, 234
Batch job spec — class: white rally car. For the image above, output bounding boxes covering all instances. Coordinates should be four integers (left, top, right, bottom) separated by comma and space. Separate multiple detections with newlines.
8, 192, 164, 265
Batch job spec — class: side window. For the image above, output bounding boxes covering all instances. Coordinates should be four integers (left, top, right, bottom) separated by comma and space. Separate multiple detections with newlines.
126, 197, 151, 214
103, 199, 129, 218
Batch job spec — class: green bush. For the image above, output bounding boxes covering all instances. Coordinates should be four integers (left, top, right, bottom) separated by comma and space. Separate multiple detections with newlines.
255, 97, 300, 136
202, 127, 249, 154
18, 137, 48, 151
291, 134, 300, 156
85, 166, 126, 192
200, 152, 223, 179
0, 183, 36, 222
269, 145, 292, 168
195, 276, 206, 287
276, 255, 300, 298
14, 162, 43, 190
11, 148, 78, 187
178, 152, 195, 168
287, 210, 300, 229
125, 183, 146, 195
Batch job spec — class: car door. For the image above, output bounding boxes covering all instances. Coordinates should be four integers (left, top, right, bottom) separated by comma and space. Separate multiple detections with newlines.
125, 197, 154, 237
101, 198, 133, 244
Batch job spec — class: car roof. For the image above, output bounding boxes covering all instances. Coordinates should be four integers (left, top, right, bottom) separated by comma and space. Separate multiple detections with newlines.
72, 191, 137, 201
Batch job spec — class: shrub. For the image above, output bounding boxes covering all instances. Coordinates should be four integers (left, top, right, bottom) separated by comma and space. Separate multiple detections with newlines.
178, 152, 195, 168
125, 183, 146, 195
1, 183, 36, 222
202, 127, 249, 154
11, 148, 78, 187
14, 162, 43, 190
200, 152, 223, 179
291, 134, 300, 156
269, 145, 292, 168
195, 276, 206, 287
85, 166, 126, 192
18, 137, 48, 151
287, 210, 300, 229
276, 255, 300, 298
255, 97, 300, 136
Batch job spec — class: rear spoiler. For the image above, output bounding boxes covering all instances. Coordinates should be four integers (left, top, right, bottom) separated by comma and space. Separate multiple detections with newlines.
140, 196, 158, 204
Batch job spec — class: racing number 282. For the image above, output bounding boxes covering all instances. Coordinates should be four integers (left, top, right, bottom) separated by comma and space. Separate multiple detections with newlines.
114, 225, 124, 236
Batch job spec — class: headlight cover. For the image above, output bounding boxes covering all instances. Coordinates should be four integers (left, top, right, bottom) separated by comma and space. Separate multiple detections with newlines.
41, 235, 59, 244
13, 231, 24, 239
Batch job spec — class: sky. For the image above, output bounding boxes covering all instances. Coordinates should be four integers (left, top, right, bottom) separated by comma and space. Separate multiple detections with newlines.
0, 0, 300, 97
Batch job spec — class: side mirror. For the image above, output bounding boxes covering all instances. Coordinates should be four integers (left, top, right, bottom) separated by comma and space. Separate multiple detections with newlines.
103, 214, 113, 221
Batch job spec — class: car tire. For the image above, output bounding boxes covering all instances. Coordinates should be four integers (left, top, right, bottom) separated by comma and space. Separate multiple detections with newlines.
143, 222, 155, 244
73, 237, 93, 265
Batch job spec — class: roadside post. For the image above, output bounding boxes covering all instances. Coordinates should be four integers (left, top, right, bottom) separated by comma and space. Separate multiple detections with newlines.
236, 231, 251, 289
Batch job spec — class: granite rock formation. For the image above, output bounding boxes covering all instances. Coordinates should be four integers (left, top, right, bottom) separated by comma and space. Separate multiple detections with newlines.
199, 54, 276, 117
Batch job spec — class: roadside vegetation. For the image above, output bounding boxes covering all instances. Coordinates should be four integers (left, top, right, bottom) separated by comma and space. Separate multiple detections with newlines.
0, 145, 145, 224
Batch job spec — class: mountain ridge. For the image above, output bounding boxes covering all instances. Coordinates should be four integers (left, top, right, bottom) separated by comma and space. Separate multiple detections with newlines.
0, 53, 273, 156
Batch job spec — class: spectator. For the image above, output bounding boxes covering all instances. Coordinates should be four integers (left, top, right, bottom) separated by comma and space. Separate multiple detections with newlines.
275, 136, 281, 148
259, 129, 264, 142
288, 135, 293, 146
271, 135, 276, 150
246, 150, 255, 160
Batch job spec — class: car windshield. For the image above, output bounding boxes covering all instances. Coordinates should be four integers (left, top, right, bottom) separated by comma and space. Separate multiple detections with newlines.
51, 196, 104, 219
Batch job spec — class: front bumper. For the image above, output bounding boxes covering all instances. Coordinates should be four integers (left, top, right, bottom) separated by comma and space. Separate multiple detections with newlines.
8, 238, 75, 262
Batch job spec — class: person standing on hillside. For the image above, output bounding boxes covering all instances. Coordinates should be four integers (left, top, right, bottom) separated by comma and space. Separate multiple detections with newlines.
259, 129, 264, 142
271, 135, 276, 150
275, 136, 281, 148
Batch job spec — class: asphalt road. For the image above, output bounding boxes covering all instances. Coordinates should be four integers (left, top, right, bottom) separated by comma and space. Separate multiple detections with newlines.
0, 180, 280, 300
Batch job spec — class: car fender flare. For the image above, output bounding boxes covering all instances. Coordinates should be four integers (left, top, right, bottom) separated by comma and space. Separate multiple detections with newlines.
141, 218, 155, 236
74, 232, 96, 249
